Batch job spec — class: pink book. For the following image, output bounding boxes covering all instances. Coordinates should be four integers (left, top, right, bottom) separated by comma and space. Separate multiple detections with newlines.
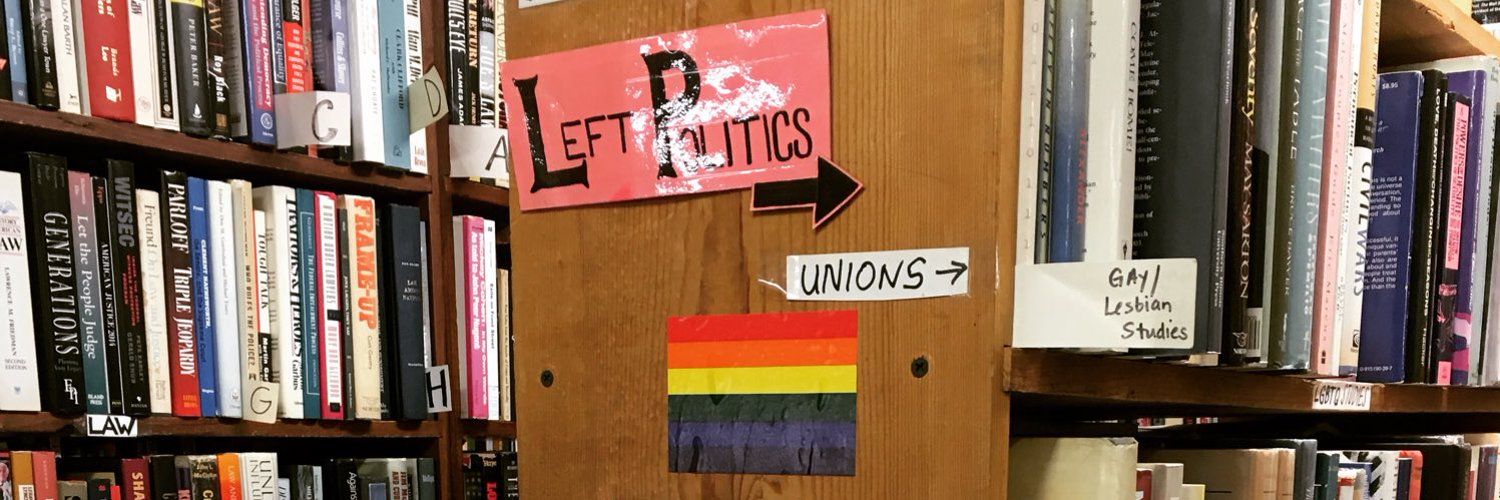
1436, 99, 1472, 386
33, 451, 57, 500
315, 191, 346, 419
1310, 0, 1360, 376
464, 216, 490, 419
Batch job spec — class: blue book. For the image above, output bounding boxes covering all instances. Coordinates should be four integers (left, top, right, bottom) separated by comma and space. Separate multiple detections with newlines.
297, 188, 322, 419
188, 177, 219, 416
377, 0, 410, 169
1437, 69, 1487, 385
310, 0, 350, 93
4, 0, 25, 103
1358, 72, 1424, 383
1047, 0, 1087, 262
237, 0, 276, 146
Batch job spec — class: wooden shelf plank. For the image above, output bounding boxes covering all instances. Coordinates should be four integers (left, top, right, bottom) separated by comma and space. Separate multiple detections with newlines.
0, 101, 431, 196
1381, 0, 1500, 66
460, 420, 517, 438
449, 179, 510, 212
0, 413, 441, 438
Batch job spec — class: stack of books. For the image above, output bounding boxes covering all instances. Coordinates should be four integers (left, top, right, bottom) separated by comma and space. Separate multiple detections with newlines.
452, 214, 510, 422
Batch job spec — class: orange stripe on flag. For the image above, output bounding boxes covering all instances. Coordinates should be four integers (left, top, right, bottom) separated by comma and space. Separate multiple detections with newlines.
668, 338, 859, 369
667, 310, 857, 343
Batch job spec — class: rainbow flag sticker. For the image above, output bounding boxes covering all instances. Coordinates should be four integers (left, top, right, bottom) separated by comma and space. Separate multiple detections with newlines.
667, 310, 857, 476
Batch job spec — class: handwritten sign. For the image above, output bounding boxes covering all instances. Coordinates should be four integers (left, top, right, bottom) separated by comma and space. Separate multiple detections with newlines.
451, 125, 511, 186
409, 67, 450, 132
1012, 259, 1197, 349
785, 248, 969, 301
85, 414, 139, 437
502, 10, 831, 210
274, 91, 352, 148
426, 365, 453, 413
244, 381, 279, 424
1311, 380, 1373, 411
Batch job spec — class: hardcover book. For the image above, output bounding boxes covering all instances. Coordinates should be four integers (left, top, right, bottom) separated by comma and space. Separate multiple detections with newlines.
138, 188, 172, 414
188, 176, 219, 415
129, 0, 156, 126
0, 170, 38, 411
1048, 0, 1087, 263
381, 204, 426, 420
315, 191, 343, 419
50, 0, 84, 114
297, 189, 321, 418
162, 171, 201, 416
342, 195, 381, 419
170, 0, 211, 135
203, 0, 229, 136
25, 0, 60, 108
346, 0, 384, 164
80, 0, 135, 121
444, 0, 465, 124
5, 0, 28, 104
209, 179, 242, 418
255, 186, 304, 419
71, 171, 109, 414
403, 0, 425, 173
94, 176, 122, 414
235, 0, 275, 145
310, 0, 348, 94
376, 0, 408, 169
27, 154, 84, 414
106, 160, 150, 415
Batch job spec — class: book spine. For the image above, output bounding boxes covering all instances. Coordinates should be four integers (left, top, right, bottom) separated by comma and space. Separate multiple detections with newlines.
243, 454, 278, 499
1407, 72, 1450, 383
256, 187, 304, 418
107, 160, 149, 415
1449, 69, 1493, 386
347, 0, 382, 163
1015, 0, 1043, 265
1311, 0, 1356, 376
246, 208, 275, 422
128, 0, 154, 125
204, 0, 230, 137
376, 0, 407, 169
1357, 73, 1421, 383
70, 171, 109, 414
337, 205, 352, 419
26, 0, 59, 108
1035, 0, 1054, 263
27, 154, 84, 415
189, 177, 219, 416
451, 218, 468, 416
153, 0, 177, 130
138, 188, 171, 414
343, 195, 380, 419
189, 456, 220, 499
268, 0, 284, 94
1048, 0, 1086, 263
381, 204, 424, 419
482, 219, 496, 420
418, 220, 430, 368
0, 170, 38, 411
211, 180, 242, 418
218, 454, 242, 500
466, 217, 486, 418
473, 0, 492, 126
80, 0, 135, 120
6, 0, 28, 103
1082, 0, 1137, 263
149, 456, 177, 500
308, 0, 345, 92
94, 176, 122, 414
443, 0, 463, 123
212, 0, 243, 139
234, 0, 272, 144
233, 182, 259, 419
416, 459, 435, 500
403, 0, 424, 173
1432, 95, 1471, 385
0, 3, 11, 100
499, 268, 510, 421
461, 0, 475, 125
1222, 0, 1258, 366
297, 189, 320, 418
1339, 0, 1378, 378
315, 191, 343, 419
171, 0, 210, 135
50, 0, 82, 113
284, 0, 308, 92
161, 171, 200, 416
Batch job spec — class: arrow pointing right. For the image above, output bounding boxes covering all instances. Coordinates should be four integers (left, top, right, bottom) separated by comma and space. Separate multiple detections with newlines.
933, 260, 968, 285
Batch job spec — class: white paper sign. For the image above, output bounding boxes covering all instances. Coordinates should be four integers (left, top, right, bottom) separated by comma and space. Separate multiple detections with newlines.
85, 414, 139, 437
426, 365, 453, 413
1012, 259, 1197, 349
274, 91, 352, 148
519, 0, 566, 7
785, 247, 970, 301
450, 125, 511, 186
243, 381, 279, 424
1311, 380, 1373, 411
409, 67, 449, 132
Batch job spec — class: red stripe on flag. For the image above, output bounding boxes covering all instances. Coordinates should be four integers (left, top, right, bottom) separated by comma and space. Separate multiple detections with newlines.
667, 310, 857, 343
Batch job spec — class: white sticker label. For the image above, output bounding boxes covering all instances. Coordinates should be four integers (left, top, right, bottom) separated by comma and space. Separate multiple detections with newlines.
85, 414, 139, 437
274, 91, 353, 148
785, 247, 970, 301
450, 125, 510, 185
427, 365, 453, 413
1311, 380, 1373, 411
1012, 259, 1197, 349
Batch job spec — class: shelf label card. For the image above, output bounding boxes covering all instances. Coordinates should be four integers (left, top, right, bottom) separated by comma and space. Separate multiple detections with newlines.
274, 91, 352, 148
1012, 259, 1197, 349
1311, 380, 1373, 411
502, 10, 831, 211
785, 247, 969, 301
244, 381, 279, 424
451, 125, 511, 186
409, 67, 450, 133
85, 414, 139, 438
427, 365, 453, 413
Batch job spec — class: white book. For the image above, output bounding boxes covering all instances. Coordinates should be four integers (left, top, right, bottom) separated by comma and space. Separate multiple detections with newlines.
483, 219, 498, 421
341, 195, 381, 419
128, 0, 156, 126
137, 189, 172, 414
498, 268, 511, 422
244, 208, 277, 423
240, 452, 280, 499
1081, 0, 1137, 262
156, 4, 180, 131
207, 180, 243, 418
348, 0, 385, 164
232, 180, 269, 421
1334, 0, 1368, 376
315, 192, 343, 418
1015, 0, 1044, 266
403, 0, 427, 174
52, 0, 83, 114
0, 172, 39, 411
452, 217, 470, 418
254, 186, 304, 419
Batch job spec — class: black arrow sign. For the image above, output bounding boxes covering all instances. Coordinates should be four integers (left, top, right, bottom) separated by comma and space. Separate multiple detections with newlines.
750, 157, 863, 228
934, 261, 968, 285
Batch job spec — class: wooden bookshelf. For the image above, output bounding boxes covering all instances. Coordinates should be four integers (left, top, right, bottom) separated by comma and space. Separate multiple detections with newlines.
449, 179, 510, 210
1381, 0, 1500, 65
460, 420, 517, 438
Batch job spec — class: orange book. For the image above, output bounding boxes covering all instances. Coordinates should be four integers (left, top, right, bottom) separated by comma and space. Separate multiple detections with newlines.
12, 451, 35, 499
217, 453, 243, 500
32, 451, 58, 500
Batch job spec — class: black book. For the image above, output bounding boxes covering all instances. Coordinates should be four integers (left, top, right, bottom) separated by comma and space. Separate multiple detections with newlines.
187, 456, 219, 500
499, 451, 518, 500
461, 454, 483, 500
203, 0, 229, 137
1222, 0, 1259, 367
463, 0, 479, 126
1428, 91, 1471, 383
149, 455, 180, 500
381, 204, 427, 420
415, 459, 436, 500
289, 464, 319, 500
1321, 441, 1469, 500
152, 0, 174, 125
1405, 70, 1449, 383
356, 460, 390, 500
23, 0, 58, 108
106, 160, 150, 415
26, 153, 84, 414
444, 0, 466, 124
0, 1, 12, 101
325, 459, 360, 500
339, 205, 354, 420
94, 175, 123, 414
171, 0, 212, 136
87, 477, 112, 500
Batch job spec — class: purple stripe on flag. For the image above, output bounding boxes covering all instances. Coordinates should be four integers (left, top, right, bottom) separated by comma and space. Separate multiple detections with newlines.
669, 444, 856, 476
668, 420, 855, 450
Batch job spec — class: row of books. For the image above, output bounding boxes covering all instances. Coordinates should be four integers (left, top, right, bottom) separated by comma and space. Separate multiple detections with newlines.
1017, 0, 1500, 384
461, 437, 519, 500
0, 450, 437, 500
452, 215, 510, 422
0, 152, 435, 423
1011, 434, 1500, 499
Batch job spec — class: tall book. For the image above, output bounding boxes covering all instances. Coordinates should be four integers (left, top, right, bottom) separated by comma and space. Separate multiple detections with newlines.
0, 170, 38, 411
233, 180, 261, 419
80, 0, 135, 121
309, 0, 348, 94
1251, 0, 1289, 366
443, 0, 465, 124
482, 219, 497, 420
121, 457, 150, 500
454, 216, 486, 419
161, 171, 201, 416
1222, 0, 1259, 366
381, 204, 426, 420
188, 176, 218, 416
1015, 0, 1045, 266
149, 456, 178, 500
128, 0, 156, 126
236, 0, 275, 145
26, 154, 84, 414
186, 455, 220, 499
255, 186, 304, 419
242, 453, 278, 499
138, 188, 171, 414
6, 0, 28, 104
218, 453, 243, 500
297, 189, 321, 418
106, 160, 150, 415
210, 179, 242, 418
1357, 71, 1425, 383
337, 203, 353, 419
341, 195, 380, 419
461, 0, 475, 126
1312, 0, 1360, 377
1083, 0, 1136, 264
244, 207, 276, 423
25, 0, 59, 108
94, 176, 122, 414
346, 0, 384, 164
152, 0, 179, 131
315, 190, 343, 419
203, 0, 229, 137
1431, 93, 1472, 385
473, 0, 492, 126
50, 0, 84, 114
498, 268, 511, 421
1048, 0, 1087, 263
376, 0, 408, 169
402, 0, 425, 173
1336, 0, 1380, 377
170, 0, 211, 135
1132, 0, 1234, 360
70, 171, 109, 414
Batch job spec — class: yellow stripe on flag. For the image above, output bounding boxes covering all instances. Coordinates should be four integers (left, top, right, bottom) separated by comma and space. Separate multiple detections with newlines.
667, 365, 857, 395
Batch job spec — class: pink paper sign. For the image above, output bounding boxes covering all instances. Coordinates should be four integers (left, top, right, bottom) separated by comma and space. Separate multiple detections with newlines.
502, 10, 832, 211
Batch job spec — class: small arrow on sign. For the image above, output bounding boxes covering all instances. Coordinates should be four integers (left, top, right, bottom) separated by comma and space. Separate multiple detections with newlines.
750, 157, 863, 228
934, 261, 969, 285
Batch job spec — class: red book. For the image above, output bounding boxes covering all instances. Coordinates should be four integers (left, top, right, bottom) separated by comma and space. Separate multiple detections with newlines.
110, 484, 122, 500
285, 0, 311, 92
79, 0, 136, 121
1135, 468, 1152, 500
33, 451, 58, 500
162, 173, 201, 417
121, 458, 150, 500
